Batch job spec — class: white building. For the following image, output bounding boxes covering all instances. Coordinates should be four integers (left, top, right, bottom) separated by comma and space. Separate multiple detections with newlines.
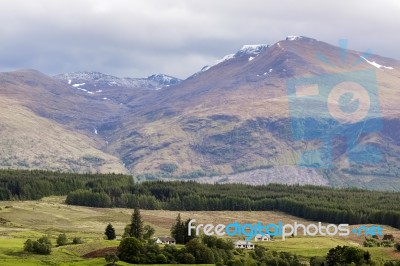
234, 240, 254, 249
155, 236, 176, 245
254, 233, 271, 241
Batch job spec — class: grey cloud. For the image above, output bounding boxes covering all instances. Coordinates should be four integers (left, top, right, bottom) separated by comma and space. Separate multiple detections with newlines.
0, 0, 399, 79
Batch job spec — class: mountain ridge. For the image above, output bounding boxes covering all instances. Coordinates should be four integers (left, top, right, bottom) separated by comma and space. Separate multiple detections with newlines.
54, 71, 181, 89
1, 36, 400, 190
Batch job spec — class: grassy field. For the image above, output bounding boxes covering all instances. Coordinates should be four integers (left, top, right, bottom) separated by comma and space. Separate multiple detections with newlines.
0, 196, 399, 265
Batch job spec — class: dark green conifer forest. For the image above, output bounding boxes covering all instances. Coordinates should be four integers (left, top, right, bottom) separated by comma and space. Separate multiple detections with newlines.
1, 169, 400, 229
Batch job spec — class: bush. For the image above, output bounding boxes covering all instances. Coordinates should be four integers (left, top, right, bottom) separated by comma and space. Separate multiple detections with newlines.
118, 237, 143, 264
382, 240, 395, 247
105, 252, 119, 266
33, 241, 52, 255
56, 233, 68, 246
227, 258, 245, 266
72, 237, 84, 244
24, 236, 52, 255
395, 242, 400, 252
383, 234, 395, 241
182, 253, 196, 264
364, 237, 379, 247
310, 256, 326, 266
156, 253, 168, 264
384, 261, 400, 266
326, 246, 372, 265
364, 237, 394, 248
23, 239, 34, 252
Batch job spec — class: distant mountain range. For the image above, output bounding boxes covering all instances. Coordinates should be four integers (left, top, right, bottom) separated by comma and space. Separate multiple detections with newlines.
1, 36, 400, 190
55, 72, 181, 91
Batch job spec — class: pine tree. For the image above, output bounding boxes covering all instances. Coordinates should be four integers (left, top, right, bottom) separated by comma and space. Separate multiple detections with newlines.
130, 208, 144, 239
184, 218, 196, 243
171, 213, 185, 244
105, 223, 116, 240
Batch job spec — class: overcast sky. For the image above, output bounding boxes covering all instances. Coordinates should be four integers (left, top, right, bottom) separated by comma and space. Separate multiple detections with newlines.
0, 0, 399, 79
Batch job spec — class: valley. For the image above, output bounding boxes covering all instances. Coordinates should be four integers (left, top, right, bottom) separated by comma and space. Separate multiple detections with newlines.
0, 197, 399, 265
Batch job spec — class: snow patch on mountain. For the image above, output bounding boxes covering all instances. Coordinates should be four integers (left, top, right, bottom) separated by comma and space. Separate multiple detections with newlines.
200, 44, 269, 72
360, 56, 394, 70
286, 36, 302, 41
72, 83, 85, 87
54, 72, 182, 93
147, 74, 181, 86
237, 44, 268, 56
201, 54, 235, 72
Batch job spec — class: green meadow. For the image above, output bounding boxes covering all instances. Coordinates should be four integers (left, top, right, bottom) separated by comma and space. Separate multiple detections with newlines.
0, 197, 399, 265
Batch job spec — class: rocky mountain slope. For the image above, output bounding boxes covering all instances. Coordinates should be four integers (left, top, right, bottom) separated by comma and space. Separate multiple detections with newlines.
1, 36, 400, 190
0, 70, 126, 173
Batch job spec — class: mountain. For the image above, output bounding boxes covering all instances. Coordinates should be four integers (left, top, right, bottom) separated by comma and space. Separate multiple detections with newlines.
107, 36, 400, 189
198, 44, 269, 72
54, 71, 181, 91
53, 71, 181, 104
1, 36, 400, 190
0, 69, 126, 173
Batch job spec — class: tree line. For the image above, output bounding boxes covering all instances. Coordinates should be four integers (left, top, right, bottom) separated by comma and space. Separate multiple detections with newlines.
1, 169, 400, 229
66, 180, 400, 229
0, 169, 132, 200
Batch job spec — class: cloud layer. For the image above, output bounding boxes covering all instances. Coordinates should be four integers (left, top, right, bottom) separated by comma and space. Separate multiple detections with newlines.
0, 0, 399, 78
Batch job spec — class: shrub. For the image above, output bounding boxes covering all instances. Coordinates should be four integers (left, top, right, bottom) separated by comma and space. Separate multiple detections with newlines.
156, 253, 168, 264
182, 253, 196, 264
382, 240, 395, 247
56, 233, 68, 246
363, 237, 379, 247
23, 239, 34, 252
118, 237, 143, 264
105, 252, 119, 266
33, 241, 51, 255
383, 234, 395, 241
72, 237, 84, 244
310, 256, 326, 266
24, 236, 52, 255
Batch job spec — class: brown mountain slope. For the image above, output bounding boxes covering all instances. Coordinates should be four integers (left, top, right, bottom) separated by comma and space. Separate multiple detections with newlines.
0, 70, 127, 173
1, 37, 400, 190
103, 37, 400, 190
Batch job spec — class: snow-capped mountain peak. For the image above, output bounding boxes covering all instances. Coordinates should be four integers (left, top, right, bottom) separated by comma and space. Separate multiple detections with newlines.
200, 43, 269, 72
55, 71, 109, 81
53, 71, 182, 99
286, 36, 302, 41
147, 74, 181, 86
235, 44, 269, 56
